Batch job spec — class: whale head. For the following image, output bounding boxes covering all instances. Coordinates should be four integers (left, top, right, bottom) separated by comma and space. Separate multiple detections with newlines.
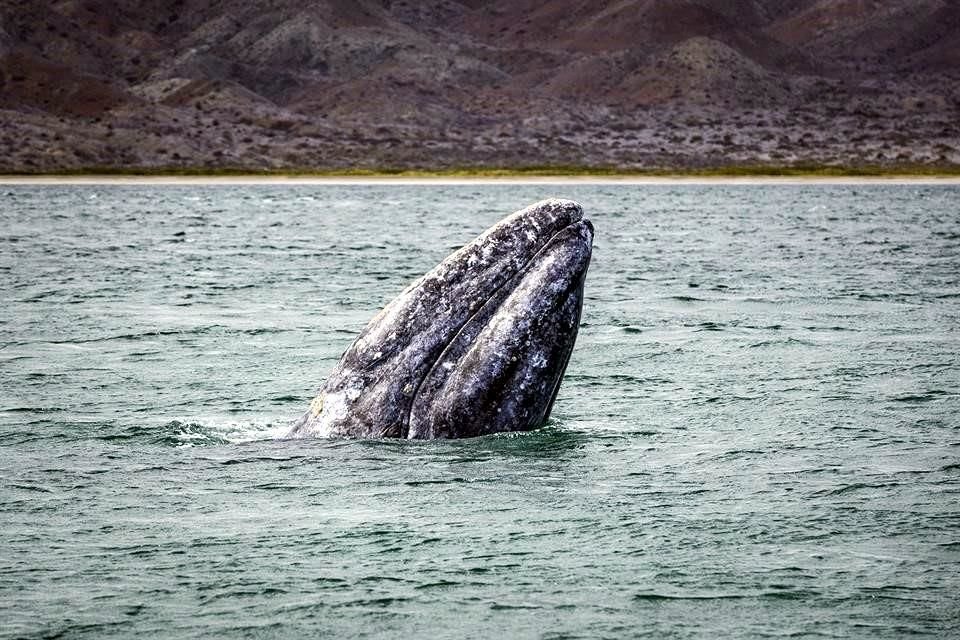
288, 198, 593, 439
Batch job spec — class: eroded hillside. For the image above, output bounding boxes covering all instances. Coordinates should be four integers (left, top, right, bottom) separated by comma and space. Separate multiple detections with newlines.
1, 0, 958, 171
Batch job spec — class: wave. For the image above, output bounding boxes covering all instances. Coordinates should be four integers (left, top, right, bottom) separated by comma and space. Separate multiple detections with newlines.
891, 390, 952, 403
634, 589, 821, 601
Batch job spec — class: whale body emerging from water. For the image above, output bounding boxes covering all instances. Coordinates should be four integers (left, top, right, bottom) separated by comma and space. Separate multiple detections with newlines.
288, 198, 593, 439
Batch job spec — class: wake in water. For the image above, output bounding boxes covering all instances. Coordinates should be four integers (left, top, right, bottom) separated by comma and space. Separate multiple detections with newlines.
99, 419, 290, 447
167, 419, 291, 446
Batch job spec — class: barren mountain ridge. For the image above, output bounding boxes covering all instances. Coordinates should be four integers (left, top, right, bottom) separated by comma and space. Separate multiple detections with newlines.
1, 0, 958, 171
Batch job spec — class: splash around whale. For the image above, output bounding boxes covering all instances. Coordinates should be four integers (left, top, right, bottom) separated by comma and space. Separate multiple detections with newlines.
288, 199, 594, 439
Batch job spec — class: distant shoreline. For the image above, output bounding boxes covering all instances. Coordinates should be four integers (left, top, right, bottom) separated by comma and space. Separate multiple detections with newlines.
4, 175, 960, 186
3, 164, 960, 185
4, 176, 960, 186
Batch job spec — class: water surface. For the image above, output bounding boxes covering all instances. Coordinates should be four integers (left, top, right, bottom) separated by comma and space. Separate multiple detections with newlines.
2, 184, 959, 638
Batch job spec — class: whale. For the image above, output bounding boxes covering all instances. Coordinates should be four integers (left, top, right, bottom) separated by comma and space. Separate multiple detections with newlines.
287, 198, 593, 439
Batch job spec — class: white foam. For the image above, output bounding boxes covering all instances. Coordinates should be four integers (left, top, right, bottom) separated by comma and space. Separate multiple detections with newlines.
166, 418, 290, 447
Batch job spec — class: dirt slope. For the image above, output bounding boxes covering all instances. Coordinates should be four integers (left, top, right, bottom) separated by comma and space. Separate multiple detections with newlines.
1, 0, 957, 171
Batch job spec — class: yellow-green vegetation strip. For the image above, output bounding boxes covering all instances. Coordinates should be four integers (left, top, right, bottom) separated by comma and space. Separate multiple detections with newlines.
7, 163, 960, 178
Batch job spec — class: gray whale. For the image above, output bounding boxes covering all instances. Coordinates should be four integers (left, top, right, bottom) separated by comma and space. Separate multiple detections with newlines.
288, 198, 593, 439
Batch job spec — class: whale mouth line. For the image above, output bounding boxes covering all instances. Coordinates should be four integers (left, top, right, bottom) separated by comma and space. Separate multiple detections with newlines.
399, 217, 591, 438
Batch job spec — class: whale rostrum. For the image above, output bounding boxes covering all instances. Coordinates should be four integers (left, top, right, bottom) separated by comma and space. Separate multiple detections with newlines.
288, 198, 594, 439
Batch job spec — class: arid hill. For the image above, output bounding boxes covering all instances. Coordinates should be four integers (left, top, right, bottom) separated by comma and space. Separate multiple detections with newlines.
1, 0, 958, 172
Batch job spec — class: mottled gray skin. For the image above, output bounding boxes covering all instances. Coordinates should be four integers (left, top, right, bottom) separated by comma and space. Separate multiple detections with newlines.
288, 198, 593, 439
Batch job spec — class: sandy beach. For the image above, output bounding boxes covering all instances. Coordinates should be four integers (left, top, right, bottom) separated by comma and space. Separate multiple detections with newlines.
3, 174, 960, 186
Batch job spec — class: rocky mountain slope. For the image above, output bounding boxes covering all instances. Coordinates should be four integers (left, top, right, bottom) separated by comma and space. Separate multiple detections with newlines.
1, 0, 958, 171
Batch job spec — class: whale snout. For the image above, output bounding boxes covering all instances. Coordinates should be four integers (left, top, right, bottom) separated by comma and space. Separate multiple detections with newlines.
289, 199, 593, 439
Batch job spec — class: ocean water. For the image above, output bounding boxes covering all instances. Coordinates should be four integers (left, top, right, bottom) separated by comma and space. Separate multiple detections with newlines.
1, 182, 958, 639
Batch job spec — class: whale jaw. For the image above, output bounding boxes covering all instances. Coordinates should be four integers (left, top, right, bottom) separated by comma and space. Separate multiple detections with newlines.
288, 199, 593, 439
406, 218, 592, 439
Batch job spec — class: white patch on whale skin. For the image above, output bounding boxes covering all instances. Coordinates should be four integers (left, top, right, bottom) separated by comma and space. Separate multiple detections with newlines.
302, 374, 368, 437
302, 390, 347, 437
341, 374, 366, 402
530, 351, 548, 369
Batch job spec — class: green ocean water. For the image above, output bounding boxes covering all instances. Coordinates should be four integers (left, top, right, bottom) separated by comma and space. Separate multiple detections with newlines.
2, 183, 959, 638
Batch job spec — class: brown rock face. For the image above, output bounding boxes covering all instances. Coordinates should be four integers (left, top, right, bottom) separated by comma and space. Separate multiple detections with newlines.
1, 0, 958, 171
